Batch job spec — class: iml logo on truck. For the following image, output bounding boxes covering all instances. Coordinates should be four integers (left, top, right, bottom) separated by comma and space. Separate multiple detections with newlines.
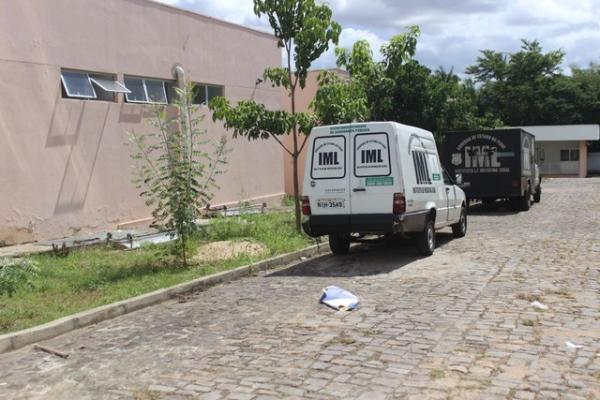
318, 152, 340, 165
361, 149, 384, 164
452, 134, 512, 173
462, 146, 501, 168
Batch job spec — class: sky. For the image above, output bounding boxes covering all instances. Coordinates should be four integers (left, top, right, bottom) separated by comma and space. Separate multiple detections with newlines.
156, 0, 600, 75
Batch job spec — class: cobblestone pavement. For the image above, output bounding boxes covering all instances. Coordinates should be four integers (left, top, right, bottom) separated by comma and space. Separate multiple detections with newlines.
1, 178, 599, 400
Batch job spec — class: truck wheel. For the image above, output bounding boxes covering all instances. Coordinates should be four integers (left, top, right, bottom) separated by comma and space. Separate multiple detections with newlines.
520, 185, 531, 211
509, 197, 520, 211
533, 186, 541, 203
328, 234, 350, 255
416, 218, 435, 256
451, 207, 467, 238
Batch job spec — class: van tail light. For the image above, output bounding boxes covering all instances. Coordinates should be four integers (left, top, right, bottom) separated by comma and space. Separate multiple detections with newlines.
301, 196, 311, 216
393, 193, 406, 214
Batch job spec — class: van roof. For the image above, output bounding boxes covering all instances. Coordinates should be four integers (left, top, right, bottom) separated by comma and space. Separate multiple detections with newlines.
313, 121, 433, 138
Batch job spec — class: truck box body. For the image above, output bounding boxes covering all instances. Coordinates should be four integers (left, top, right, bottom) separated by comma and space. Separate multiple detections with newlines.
442, 129, 535, 200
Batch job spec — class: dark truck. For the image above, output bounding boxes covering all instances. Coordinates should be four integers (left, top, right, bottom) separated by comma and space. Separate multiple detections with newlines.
442, 128, 541, 211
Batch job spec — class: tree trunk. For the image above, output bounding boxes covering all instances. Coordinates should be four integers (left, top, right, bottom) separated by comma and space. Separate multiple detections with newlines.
290, 68, 302, 233
181, 232, 188, 267
292, 131, 301, 232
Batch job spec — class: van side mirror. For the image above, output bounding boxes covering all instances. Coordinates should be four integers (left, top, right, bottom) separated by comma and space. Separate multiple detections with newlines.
455, 174, 463, 185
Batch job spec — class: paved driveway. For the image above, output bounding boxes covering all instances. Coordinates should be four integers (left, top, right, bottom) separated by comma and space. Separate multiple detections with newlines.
1, 178, 599, 400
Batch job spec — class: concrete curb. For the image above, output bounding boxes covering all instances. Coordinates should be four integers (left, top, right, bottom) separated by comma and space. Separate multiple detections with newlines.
0, 243, 330, 354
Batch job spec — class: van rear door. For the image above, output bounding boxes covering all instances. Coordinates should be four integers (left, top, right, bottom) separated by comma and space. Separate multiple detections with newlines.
306, 133, 350, 218
350, 129, 398, 218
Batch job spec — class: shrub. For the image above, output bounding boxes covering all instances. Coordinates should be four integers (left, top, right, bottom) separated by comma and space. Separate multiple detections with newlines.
0, 258, 39, 297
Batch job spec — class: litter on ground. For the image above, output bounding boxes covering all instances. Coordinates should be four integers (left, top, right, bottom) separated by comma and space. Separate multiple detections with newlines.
320, 286, 359, 311
565, 341, 584, 349
530, 301, 548, 310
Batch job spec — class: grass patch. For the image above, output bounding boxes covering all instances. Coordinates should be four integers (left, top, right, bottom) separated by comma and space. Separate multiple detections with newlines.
326, 334, 357, 346
516, 293, 543, 302
429, 369, 445, 379
521, 318, 538, 327
0, 212, 311, 334
546, 288, 574, 299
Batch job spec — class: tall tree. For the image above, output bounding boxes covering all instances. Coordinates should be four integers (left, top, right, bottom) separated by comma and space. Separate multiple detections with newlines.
334, 26, 424, 123
310, 70, 370, 125
466, 39, 565, 125
210, 0, 341, 232
571, 63, 600, 124
317, 26, 495, 140
426, 69, 502, 141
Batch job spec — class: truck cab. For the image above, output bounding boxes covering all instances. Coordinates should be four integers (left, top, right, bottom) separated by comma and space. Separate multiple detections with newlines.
302, 122, 467, 256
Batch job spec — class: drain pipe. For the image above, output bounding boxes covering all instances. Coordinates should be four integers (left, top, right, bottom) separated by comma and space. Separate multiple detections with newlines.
171, 64, 193, 167
172, 63, 186, 89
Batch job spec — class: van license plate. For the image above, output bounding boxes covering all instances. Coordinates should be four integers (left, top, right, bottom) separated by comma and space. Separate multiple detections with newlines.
317, 198, 345, 208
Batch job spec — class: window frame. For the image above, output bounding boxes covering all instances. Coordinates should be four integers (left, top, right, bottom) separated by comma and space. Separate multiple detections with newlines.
353, 132, 392, 178
310, 135, 347, 180
89, 77, 131, 94
560, 149, 579, 162
570, 149, 580, 161
60, 70, 97, 99
192, 83, 225, 105
124, 76, 168, 105
412, 150, 432, 185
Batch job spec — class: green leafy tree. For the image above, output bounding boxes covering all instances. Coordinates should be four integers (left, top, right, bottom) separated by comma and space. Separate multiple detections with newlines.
327, 26, 495, 139
426, 69, 502, 142
311, 70, 370, 125
466, 39, 565, 125
571, 63, 600, 124
129, 84, 229, 266
210, 0, 341, 232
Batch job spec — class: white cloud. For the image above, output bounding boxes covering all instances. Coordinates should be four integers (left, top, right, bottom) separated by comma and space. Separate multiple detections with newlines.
154, 0, 600, 72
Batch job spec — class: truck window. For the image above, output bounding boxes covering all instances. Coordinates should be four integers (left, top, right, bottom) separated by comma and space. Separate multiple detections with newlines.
443, 170, 453, 185
354, 133, 391, 177
412, 151, 431, 185
310, 136, 346, 180
427, 153, 443, 182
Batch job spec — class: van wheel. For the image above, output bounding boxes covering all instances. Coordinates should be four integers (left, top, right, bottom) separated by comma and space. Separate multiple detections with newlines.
520, 185, 531, 211
452, 207, 467, 238
533, 186, 541, 203
416, 219, 435, 256
328, 234, 350, 255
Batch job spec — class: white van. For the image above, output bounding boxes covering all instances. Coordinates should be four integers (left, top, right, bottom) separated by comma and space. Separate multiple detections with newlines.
301, 122, 467, 256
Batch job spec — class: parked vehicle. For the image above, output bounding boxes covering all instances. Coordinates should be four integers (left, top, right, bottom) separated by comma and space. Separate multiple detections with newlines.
442, 128, 541, 210
301, 122, 467, 256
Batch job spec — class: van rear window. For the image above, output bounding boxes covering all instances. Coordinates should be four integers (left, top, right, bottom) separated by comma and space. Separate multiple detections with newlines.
412, 151, 432, 185
310, 136, 346, 180
354, 133, 391, 177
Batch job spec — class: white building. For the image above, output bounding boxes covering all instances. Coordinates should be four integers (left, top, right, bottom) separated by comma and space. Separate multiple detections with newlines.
516, 125, 600, 177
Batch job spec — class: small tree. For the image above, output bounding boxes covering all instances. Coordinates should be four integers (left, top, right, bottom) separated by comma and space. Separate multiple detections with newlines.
129, 84, 229, 266
210, 0, 341, 232
311, 70, 370, 125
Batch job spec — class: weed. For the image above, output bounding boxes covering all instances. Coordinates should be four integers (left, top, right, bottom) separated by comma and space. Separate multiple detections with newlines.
132, 389, 162, 400
0, 258, 39, 297
429, 369, 445, 379
361, 328, 380, 337
282, 195, 295, 207
327, 335, 356, 346
516, 293, 543, 302
522, 319, 538, 327
546, 288, 574, 299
